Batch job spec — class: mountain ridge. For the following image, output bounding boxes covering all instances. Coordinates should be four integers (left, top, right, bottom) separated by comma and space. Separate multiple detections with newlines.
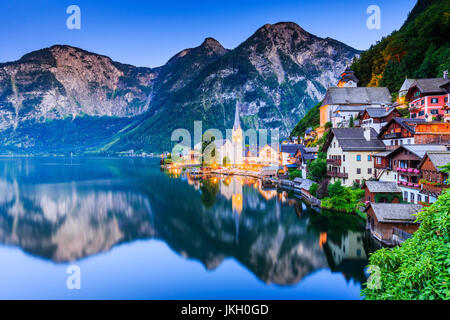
0, 22, 360, 154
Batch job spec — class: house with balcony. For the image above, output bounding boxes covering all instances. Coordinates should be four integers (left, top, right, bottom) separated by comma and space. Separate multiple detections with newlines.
387, 145, 448, 204
365, 203, 422, 246
418, 151, 450, 204
378, 117, 450, 149
406, 76, 450, 121
322, 128, 386, 186
358, 106, 401, 133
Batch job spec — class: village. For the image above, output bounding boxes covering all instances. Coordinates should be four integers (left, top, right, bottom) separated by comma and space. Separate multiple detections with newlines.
162, 69, 450, 247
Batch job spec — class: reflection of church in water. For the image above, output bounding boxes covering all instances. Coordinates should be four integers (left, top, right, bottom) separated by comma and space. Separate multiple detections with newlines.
220, 176, 243, 242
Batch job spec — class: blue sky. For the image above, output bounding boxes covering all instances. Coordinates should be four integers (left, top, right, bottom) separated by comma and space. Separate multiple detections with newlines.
0, 0, 416, 68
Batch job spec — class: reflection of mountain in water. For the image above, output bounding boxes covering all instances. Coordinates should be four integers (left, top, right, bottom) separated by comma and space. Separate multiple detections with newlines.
0, 158, 369, 286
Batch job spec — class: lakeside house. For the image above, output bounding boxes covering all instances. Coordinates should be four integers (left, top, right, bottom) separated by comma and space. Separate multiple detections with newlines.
323, 128, 386, 186
365, 203, 422, 246
363, 181, 402, 203
292, 146, 318, 179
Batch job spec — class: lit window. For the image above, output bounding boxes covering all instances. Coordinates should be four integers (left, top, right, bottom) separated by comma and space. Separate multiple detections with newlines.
368, 155, 372, 161
356, 155, 361, 161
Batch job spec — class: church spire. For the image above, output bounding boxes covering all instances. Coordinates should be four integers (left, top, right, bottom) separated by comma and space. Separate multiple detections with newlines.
233, 102, 241, 131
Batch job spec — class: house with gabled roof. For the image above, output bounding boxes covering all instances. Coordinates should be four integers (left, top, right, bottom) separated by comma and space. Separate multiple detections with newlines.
418, 150, 450, 203
363, 181, 402, 204
406, 76, 450, 120
319, 87, 392, 128
378, 117, 450, 149
323, 128, 386, 186
359, 106, 402, 133
365, 203, 422, 246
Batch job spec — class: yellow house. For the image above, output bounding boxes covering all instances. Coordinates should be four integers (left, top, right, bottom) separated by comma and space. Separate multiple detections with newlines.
323, 128, 386, 186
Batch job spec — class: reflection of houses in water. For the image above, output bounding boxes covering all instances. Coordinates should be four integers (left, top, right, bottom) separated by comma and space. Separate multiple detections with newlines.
322, 231, 368, 284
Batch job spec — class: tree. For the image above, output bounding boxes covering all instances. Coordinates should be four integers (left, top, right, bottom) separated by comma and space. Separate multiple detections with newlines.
222, 156, 231, 166
307, 158, 327, 182
363, 189, 450, 300
349, 115, 354, 128
201, 133, 217, 165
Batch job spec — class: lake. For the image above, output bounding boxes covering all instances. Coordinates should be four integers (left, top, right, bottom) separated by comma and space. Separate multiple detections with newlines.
0, 157, 373, 299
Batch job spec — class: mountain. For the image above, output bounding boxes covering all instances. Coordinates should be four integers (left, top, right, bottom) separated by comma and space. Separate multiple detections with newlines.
291, 0, 450, 138
351, 0, 449, 95
104, 22, 359, 152
0, 22, 359, 154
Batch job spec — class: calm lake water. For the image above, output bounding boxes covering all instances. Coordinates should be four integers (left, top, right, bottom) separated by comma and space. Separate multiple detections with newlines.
0, 157, 373, 299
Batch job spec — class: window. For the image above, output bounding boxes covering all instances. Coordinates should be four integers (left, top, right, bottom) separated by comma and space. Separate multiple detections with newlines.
421, 100, 425, 105
419, 111, 425, 116
368, 155, 372, 161
445, 97, 448, 103
357, 168, 361, 174
418, 195, 422, 203
368, 168, 372, 174
431, 98, 438, 104
431, 109, 438, 115
408, 139, 411, 144
411, 113, 417, 119
376, 157, 381, 165
410, 193, 415, 203
390, 140, 394, 146
343, 155, 346, 162
356, 155, 361, 161
404, 191, 408, 201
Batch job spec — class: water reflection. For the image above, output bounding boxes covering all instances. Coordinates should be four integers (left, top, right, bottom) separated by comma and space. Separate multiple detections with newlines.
0, 158, 369, 289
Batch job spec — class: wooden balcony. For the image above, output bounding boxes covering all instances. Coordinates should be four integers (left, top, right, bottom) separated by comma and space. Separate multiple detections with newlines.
421, 183, 450, 196
327, 159, 341, 166
327, 171, 348, 178
384, 132, 402, 139
396, 168, 421, 176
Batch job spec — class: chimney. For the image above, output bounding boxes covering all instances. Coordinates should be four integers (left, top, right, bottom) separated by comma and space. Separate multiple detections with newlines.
364, 127, 371, 142
444, 70, 449, 79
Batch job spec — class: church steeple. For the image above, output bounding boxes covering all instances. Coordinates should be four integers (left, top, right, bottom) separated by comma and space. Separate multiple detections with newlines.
233, 102, 241, 131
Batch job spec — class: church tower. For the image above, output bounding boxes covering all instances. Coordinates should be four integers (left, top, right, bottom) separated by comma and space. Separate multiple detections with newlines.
232, 102, 243, 165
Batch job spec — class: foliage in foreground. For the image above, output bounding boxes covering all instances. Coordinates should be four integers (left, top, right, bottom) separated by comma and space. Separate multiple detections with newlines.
363, 189, 450, 300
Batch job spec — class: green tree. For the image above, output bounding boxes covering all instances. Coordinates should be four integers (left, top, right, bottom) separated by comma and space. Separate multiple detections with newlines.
307, 158, 327, 182
363, 189, 450, 300
349, 115, 354, 128
222, 156, 231, 166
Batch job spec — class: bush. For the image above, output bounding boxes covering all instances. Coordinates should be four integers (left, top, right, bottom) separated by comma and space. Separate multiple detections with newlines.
363, 189, 450, 300
310, 183, 318, 197
288, 169, 302, 180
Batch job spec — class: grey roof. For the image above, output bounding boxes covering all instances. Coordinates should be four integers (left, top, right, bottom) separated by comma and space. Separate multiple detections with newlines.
402, 145, 448, 159
281, 144, 303, 154
409, 78, 449, 95
364, 107, 397, 118
399, 78, 415, 93
294, 178, 314, 191
374, 151, 393, 157
364, 181, 402, 193
304, 147, 319, 153
322, 87, 392, 106
426, 152, 450, 172
327, 128, 386, 151
335, 105, 368, 113
339, 70, 359, 83
367, 203, 422, 223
